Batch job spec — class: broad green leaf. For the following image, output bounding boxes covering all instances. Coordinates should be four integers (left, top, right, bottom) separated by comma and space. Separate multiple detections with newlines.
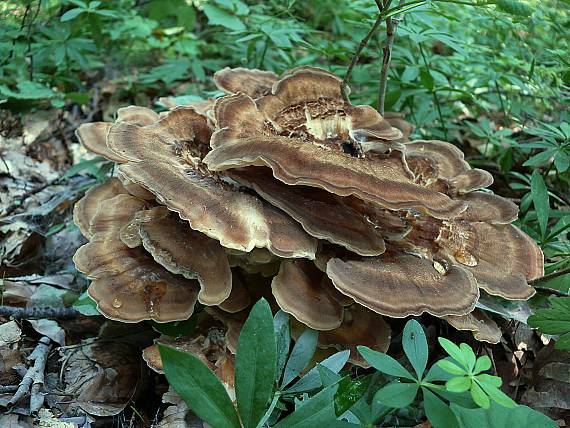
470, 381, 490, 409
285, 350, 350, 394
357, 346, 415, 381
274, 311, 291, 384
159, 345, 240, 428
202, 4, 246, 31
422, 388, 460, 428
236, 298, 276, 428
0, 81, 55, 100
402, 319, 428, 379
439, 338, 468, 370
424, 359, 455, 382
334, 375, 371, 417
317, 364, 341, 387
274, 384, 339, 428
528, 297, 570, 350
437, 360, 466, 376
451, 401, 557, 428
474, 356, 492, 374
445, 376, 471, 392
492, 0, 533, 17
60, 8, 85, 22
476, 379, 516, 408
72, 291, 100, 316
281, 328, 318, 388
459, 343, 476, 372
475, 374, 502, 388
530, 170, 550, 237
374, 382, 418, 408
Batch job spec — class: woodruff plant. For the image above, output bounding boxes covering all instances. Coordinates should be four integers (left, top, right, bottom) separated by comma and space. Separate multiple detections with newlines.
158, 301, 556, 428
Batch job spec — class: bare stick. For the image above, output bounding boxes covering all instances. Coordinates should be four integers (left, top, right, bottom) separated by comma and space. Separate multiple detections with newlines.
378, 0, 404, 115
8, 336, 51, 409
340, 13, 385, 103
529, 267, 570, 286
0, 306, 78, 320
532, 286, 569, 298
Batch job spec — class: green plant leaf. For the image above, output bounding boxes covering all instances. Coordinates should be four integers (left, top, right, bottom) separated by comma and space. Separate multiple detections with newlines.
158, 344, 240, 428
438, 338, 468, 370
317, 364, 341, 387
236, 298, 276, 428
475, 374, 502, 388
451, 401, 558, 428
422, 387, 460, 428
60, 7, 85, 22
445, 376, 471, 392
274, 384, 339, 428
281, 328, 318, 388
72, 291, 100, 316
357, 346, 416, 381
459, 343, 476, 372
285, 350, 350, 394
202, 4, 246, 31
402, 319, 428, 379
334, 375, 371, 417
473, 356, 492, 374
528, 297, 570, 349
530, 170, 550, 238
492, 0, 533, 17
437, 360, 466, 376
476, 379, 516, 408
470, 381, 490, 409
274, 310, 291, 384
374, 382, 419, 408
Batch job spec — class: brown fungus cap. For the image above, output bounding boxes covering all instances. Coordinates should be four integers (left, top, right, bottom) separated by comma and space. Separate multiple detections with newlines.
218, 272, 251, 313
75, 122, 128, 162
405, 140, 494, 195
326, 253, 479, 317
444, 309, 502, 344
73, 178, 129, 239
272, 260, 343, 331
462, 223, 542, 300
214, 67, 278, 98
116, 105, 160, 125
318, 304, 391, 367
106, 106, 317, 258
119, 205, 233, 306
73, 194, 200, 322
229, 167, 386, 256
205, 92, 466, 219
457, 191, 518, 224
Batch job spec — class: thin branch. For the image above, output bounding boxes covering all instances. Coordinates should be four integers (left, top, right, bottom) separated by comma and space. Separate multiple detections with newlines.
532, 286, 570, 298
8, 336, 51, 410
529, 267, 570, 286
0, 306, 78, 319
378, 0, 404, 114
340, 14, 385, 103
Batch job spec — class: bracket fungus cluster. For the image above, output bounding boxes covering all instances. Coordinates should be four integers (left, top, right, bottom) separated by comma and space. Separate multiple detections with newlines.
74, 66, 543, 372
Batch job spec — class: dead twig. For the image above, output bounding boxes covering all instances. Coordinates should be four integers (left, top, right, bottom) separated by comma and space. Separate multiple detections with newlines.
529, 267, 570, 287
378, 0, 404, 114
340, 13, 385, 103
532, 286, 570, 297
0, 306, 78, 320
1, 177, 61, 217
7, 336, 52, 412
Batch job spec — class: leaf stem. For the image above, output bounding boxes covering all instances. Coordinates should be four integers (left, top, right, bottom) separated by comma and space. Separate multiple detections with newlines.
341, 13, 385, 103
256, 392, 281, 428
378, 0, 404, 114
